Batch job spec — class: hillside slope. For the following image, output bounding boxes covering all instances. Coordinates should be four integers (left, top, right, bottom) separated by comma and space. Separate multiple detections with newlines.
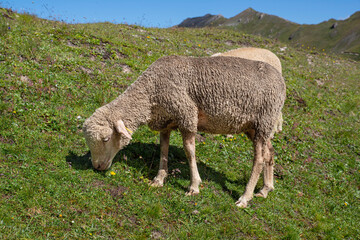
178, 8, 360, 57
1, 8, 359, 239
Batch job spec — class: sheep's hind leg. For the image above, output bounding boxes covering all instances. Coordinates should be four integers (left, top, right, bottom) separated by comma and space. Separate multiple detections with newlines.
150, 130, 171, 187
181, 131, 201, 196
255, 140, 274, 198
236, 140, 265, 208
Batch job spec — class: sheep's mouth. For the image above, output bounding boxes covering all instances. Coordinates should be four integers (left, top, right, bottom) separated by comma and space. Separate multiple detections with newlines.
93, 158, 112, 171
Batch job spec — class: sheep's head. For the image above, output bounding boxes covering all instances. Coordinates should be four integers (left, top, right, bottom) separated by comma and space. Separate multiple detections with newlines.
83, 116, 132, 171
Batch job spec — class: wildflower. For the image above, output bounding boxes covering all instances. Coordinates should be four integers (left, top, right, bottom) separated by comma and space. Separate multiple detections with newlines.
202, 142, 205, 144
8, 27, 10, 30
13, 110, 16, 113
110, 171, 116, 176
198, 44, 201, 47
146, 36, 150, 39
194, 202, 197, 206
89, 233, 92, 236
59, 214, 63, 218
181, 209, 185, 211
344, 202, 348, 206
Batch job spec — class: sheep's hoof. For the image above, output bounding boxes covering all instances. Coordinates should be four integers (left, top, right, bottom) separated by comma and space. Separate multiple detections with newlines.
185, 189, 199, 196
235, 197, 248, 208
254, 192, 266, 198
255, 186, 273, 198
149, 179, 164, 187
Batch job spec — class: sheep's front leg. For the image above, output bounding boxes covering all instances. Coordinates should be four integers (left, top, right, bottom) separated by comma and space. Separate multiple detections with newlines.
151, 130, 171, 187
236, 140, 265, 208
181, 131, 201, 195
255, 140, 274, 198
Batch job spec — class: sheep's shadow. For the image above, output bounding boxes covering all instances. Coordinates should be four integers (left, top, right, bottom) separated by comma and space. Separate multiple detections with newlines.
66, 142, 249, 201
66, 151, 92, 170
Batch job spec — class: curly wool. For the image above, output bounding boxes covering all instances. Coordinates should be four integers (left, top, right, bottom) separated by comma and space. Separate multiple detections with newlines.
85, 55, 286, 142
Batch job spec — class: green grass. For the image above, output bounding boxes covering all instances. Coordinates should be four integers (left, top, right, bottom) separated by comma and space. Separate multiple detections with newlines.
0, 8, 359, 239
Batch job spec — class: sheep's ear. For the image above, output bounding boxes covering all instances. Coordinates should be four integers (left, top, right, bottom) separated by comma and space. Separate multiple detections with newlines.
115, 120, 132, 140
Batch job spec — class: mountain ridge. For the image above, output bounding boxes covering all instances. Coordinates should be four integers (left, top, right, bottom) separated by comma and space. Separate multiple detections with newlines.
177, 8, 360, 58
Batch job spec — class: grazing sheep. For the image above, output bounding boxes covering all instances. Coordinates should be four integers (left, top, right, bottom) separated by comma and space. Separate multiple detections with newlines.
83, 55, 286, 208
212, 47, 282, 73
213, 47, 283, 135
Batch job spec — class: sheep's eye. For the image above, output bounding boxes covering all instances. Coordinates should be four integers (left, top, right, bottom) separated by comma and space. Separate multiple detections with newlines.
103, 137, 110, 142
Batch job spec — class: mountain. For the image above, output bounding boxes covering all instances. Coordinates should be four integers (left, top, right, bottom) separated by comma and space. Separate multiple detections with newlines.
177, 14, 226, 28
177, 8, 360, 57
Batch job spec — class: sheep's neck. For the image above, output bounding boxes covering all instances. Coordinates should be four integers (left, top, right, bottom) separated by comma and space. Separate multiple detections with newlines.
108, 80, 152, 131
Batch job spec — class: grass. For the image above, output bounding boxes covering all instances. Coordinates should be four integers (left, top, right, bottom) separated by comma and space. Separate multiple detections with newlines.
0, 8, 359, 239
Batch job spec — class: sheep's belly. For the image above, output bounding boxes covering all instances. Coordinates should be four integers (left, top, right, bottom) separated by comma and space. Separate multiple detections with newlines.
197, 109, 252, 134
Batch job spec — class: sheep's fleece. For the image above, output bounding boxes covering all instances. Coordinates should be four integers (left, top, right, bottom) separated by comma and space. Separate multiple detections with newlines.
213, 47, 283, 135
83, 55, 286, 208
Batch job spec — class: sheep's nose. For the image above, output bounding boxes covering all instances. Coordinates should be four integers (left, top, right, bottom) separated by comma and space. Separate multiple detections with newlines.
94, 162, 108, 171
93, 163, 102, 170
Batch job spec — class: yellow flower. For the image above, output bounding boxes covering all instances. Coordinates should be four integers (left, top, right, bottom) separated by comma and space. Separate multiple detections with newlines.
59, 214, 62, 218
344, 202, 348, 206
194, 202, 197, 206
202, 142, 205, 144
13, 110, 16, 113
110, 171, 116, 176
146, 36, 150, 39
198, 44, 201, 47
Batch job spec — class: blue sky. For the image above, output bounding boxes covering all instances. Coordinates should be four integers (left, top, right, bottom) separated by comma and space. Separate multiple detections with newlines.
2, 0, 360, 27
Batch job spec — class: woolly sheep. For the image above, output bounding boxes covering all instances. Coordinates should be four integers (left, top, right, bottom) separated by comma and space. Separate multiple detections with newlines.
212, 47, 282, 73
213, 47, 283, 135
83, 55, 286, 208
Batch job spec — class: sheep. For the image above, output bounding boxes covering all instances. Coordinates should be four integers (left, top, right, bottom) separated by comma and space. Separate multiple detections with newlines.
212, 47, 282, 73
83, 55, 286, 208
212, 47, 283, 135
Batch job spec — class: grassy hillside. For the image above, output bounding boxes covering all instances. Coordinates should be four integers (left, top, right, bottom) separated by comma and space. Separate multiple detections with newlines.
1, 8, 360, 239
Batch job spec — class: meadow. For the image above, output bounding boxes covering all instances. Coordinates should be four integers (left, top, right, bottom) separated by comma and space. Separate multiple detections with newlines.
0, 8, 359, 239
